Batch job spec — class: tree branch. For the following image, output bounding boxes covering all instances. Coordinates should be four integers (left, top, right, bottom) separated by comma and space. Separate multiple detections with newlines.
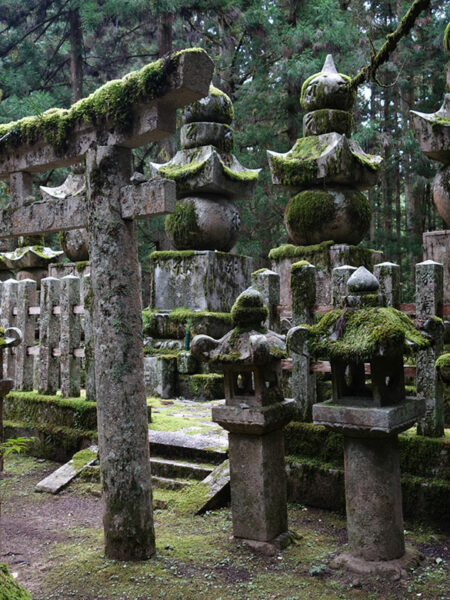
350, 0, 431, 90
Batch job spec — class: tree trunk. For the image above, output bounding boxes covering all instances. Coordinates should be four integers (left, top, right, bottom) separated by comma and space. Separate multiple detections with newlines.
69, 7, 83, 103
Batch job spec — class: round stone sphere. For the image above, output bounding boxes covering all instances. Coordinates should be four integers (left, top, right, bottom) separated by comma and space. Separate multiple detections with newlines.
60, 229, 89, 261
182, 85, 234, 125
433, 166, 450, 227
284, 188, 371, 246
166, 196, 240, 252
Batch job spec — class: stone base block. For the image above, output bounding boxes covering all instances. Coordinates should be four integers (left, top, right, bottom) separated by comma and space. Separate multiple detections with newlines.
270, 242, 382, 311
331, 546, 423, 577
144, 356, 177, 398
423, 230, 450, 304
48, 261, 90, 278
237, 531, 291, 556
150, 250, 253, 312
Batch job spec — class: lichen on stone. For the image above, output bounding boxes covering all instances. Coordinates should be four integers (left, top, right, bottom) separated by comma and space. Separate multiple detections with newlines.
268, 240, 334, 263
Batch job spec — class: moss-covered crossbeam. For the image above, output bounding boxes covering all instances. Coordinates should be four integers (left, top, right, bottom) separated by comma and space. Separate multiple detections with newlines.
0, 48, 213, 178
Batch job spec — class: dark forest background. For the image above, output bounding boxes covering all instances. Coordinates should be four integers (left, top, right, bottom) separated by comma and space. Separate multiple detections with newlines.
0, 0, 448, 298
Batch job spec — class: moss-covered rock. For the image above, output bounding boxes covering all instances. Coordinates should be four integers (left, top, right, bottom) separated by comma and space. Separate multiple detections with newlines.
165, 201, 200, 249
0, 563, 31, 600
189, 373, 224, 401
306, 306, 433, 362
284, 188, 371, 246
300, 55, 355, 112
303, 109, 353, 137
436, 353, 450, 383
182, 85, 234, 125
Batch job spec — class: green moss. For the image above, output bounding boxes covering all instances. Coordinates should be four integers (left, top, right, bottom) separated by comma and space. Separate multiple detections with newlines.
221, 163, 258, 182
184, 84, 234, 125
150, 250, 196, 261
230, 289, 268, 328
190, 373, 224, 400
285, 190, 336, 242
291, 260, 311, 271
0, 48, 206, 154
269, 240, 334, 263
4, 391, 97, 430
18, 234, 44, 247
353, 151, 382, 171
306, 307, 433, 361
0, 563, 32, 600
432, 116, 450, 127
165, 201, 200, 249
159, 159, 207, 181
70, 448, 97, 472
75, 260, 89, 272
1, 245, 62, 261
270, 136, 330, 187
436, 353, 450, 371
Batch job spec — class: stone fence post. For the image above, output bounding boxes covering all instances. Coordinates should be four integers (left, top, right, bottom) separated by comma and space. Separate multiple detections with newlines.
415, 260, 444, 437
15, 279, 37, 390
60, 275, 81, 398
83, 273, 96, 401
373, 262, 400, 307
290, 261, 316, 421
332, 265, 356, 308
39, 277, 61, 395
251, 269, 280, 331
1, 279, 18, 380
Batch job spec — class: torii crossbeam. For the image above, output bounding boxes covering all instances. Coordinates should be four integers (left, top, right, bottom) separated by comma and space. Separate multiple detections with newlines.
0, 48, 213, 560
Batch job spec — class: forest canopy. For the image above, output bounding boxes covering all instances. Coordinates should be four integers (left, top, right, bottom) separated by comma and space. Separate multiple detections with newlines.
0, 0, 447, 298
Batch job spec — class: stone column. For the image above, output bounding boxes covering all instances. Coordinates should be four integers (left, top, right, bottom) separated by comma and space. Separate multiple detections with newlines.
332, 265, 356, 308
86, 145, 154, 560
1, 279, 18, 381
373, 262, 400, 307
83, 273, 96, 401
290, 261, 316, 421
60, 275, 81, 398
343, 436, 404, 562
38, 277, 61, 394
15, 279, 37, 390
251, 268, 280, 331
415, 260, 444, 437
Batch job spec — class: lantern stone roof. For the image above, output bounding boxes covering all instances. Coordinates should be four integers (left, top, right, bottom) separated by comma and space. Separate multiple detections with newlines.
302, 307, 437, 362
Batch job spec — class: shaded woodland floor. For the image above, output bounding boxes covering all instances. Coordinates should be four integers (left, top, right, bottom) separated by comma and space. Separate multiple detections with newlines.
1, 453, 449, 600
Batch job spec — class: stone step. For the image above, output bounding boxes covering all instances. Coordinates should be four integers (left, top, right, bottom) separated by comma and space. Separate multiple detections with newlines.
150, 456, 213, 481
149, 429, 227, 464
151, 475, 191, 491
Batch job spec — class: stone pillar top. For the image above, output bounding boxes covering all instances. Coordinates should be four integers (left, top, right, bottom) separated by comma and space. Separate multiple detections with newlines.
300, 54, 356, 113
347, 266, 380, 293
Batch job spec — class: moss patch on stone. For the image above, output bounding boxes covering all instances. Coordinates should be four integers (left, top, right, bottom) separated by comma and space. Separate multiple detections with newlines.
165, 201, 200, 249
303, 109, 353, 136
189, 373, 224, 400
270, 136, 330, 187
300, 71, 354, 111
150, 250, 196, 261
142, 307, 232, 339
285, 190, 336, 242
70, 448, 97, 472
221, 163, 258, 182
230, 288, 268, 328
444, 22, 450, 55
306, 307, 432, 361
0, 48, 206, 154
0, 563, 32, 600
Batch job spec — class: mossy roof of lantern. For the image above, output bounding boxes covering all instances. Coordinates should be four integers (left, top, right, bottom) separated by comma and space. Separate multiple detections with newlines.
267, 133, 381, 190
0, 48, 206, 153
152, 145, 259, 197
305, 307, 434, 362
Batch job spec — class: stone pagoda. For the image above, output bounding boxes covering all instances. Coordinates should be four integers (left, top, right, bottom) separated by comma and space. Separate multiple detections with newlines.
144, 86, 260, 400
267, 55, 382, 311
412, 23, 450, 303
191, 288, 295, 553
288, 266, 439, 574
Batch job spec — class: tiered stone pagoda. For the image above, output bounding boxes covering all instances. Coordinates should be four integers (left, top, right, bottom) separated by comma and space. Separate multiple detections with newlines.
267, 56, 383, 310
412, 23, 450, 303
191, 288, 294, 553
143, 86, 260, 400
288, 266, 439, 574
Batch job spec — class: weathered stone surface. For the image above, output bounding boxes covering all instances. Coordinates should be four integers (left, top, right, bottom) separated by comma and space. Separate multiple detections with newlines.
38, 277, 60, 394
347, 266, 379, 292
343, 435, 405, 561
86, 145, 154, 560
177, 350, 199, 374
423, 231, 450, 304
411, 94, 450, 163
0, 245, 62, 269
151, 250, 252, 312
35, 445, 97, 494
143, 355, 177, 398
331, 546, 423, 576
303, 108, 353, 137
180, 121, 233, 152
373, 262, 400, 307
1, 279, 18, 381
15, 279, 37, 391
83, 273, 96, 401
432, 166, 450, 226
301, 55, 355, 112
167, 195, 240, 252
332, 265, 357, 307
416, 260, 444, 316
251, 268, 280, 330
60, 275, 81, 398
60, 229, 89, 261
312, 397, 425, 436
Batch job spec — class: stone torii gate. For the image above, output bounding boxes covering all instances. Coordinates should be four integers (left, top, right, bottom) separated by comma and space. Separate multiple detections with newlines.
0, 49, 213, 560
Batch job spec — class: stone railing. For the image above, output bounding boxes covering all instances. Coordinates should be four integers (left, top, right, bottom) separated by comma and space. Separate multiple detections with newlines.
0, 274, 94, 400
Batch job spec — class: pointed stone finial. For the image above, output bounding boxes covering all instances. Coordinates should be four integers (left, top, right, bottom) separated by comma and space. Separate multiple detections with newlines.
323, 54, 338, 74
347, 266, 379, 292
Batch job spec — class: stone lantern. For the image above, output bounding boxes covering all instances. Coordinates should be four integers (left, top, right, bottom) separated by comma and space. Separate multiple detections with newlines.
288, 266, 440, 574
191, 288, 295, 553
